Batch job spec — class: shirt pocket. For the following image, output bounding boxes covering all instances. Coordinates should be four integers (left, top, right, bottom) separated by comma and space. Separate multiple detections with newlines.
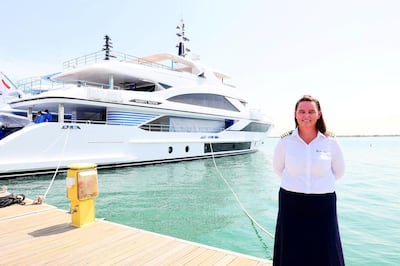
312, 148, 332, 176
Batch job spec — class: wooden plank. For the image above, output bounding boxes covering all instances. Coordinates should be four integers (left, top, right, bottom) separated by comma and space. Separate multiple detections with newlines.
140, 241, 191, 265
43, 228, 143, 264
164, 246, 208, 265
1, 211, 120, 264
113, 237, 176, 264
196, 249, 229, 265
0, 198, 51, 219
32, 223, 130, 265
214, 254, 238, 265
95, 232, 165, 265
147, 243, 198, 265
183, 248, 221, 265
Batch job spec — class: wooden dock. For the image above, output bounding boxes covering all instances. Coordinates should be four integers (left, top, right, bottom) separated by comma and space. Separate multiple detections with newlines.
0, 199, 271, 265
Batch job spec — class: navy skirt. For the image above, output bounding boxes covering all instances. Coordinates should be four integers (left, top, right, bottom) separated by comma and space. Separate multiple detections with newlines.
273, 188, 345, 266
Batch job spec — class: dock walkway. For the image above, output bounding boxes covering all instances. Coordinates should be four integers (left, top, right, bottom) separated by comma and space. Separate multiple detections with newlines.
0, 199, 271, 265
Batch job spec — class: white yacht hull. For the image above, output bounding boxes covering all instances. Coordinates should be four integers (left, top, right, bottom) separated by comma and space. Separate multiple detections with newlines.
0, 122, 267, 178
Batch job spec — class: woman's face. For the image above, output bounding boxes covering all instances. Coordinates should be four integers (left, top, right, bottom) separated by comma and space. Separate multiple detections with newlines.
295, 101, 321, 128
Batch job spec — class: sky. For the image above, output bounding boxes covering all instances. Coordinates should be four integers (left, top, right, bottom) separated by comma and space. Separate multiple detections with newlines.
1, 0, 399, 136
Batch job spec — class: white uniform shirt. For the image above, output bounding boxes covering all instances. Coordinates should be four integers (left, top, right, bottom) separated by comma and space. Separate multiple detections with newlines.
273, 128, 345, 194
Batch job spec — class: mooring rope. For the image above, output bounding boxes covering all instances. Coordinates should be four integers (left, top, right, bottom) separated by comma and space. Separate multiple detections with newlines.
0, 193, 26, 208
209, 142, 274, 239
35, 127, 71, 204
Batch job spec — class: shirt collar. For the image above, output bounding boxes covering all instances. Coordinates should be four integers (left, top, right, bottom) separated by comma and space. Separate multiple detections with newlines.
293, 127, 327, 139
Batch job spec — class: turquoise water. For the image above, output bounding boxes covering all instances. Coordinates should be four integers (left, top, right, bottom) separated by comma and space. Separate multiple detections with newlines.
2, 137, 399, 265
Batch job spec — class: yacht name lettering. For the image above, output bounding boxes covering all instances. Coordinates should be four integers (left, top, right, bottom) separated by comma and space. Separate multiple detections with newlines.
200, 135, 219, 139
61, 125, 81, 130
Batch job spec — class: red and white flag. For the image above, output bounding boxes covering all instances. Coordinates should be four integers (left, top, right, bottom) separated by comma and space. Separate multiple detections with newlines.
0, 72, 12, 94
0, 72, 22, 105
1, 79, 10, 89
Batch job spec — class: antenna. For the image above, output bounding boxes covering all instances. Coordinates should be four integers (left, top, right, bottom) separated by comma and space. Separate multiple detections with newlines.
176, 19, 191, 57
102, 35, 116, 60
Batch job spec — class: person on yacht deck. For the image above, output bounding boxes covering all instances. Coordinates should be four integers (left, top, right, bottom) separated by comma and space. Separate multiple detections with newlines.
43, 109, 52, 122
34, 111, 46, 123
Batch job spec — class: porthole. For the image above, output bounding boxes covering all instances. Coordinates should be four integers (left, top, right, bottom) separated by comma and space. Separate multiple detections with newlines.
185, 146, 190, 152
168, 146, 173, 153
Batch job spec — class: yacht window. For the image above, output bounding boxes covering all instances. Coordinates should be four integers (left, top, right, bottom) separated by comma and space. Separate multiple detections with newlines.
167, 93, 239, 112
75, 109, 106, 123
241, 122, 271, 132
159, 82, 172, 89
140, 116, 227, 133
134, 84, 155, 92
204, 142, 251, 153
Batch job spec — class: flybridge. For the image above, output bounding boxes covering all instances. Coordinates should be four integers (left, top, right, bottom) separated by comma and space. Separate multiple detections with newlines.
61, 31, 230, 84
61, 50, 230, 82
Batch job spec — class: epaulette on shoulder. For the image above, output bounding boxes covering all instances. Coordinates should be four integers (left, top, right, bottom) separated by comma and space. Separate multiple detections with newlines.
280, 130, 293, 138
325, 131, 335, 137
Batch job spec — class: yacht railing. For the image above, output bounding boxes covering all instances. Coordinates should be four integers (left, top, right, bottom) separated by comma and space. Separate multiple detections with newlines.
17, 51, 179, 93
16, 76, 64, 95
62, 50, 173, 71
63, 119, 107, 125
16, 76, 122, 95
140, 123, 223, 133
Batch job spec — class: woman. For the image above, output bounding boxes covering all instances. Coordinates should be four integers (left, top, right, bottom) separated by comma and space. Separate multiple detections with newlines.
273, 95, 345, 266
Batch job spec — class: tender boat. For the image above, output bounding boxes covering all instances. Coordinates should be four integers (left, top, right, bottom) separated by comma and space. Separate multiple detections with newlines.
0, 21, 273, 178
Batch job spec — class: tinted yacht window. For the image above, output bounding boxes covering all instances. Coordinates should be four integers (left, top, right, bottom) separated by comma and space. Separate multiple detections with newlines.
168, 93, 239, 111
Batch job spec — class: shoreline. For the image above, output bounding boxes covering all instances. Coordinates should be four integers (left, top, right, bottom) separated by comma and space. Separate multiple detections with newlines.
268, 134, 400, 138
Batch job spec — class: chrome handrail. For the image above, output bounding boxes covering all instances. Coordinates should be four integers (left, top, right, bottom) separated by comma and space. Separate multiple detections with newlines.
16, 77, 121, 94
62, 50, 172, 71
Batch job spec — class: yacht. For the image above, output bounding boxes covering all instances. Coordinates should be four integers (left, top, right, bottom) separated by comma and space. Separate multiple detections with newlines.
0, 22, 273, 178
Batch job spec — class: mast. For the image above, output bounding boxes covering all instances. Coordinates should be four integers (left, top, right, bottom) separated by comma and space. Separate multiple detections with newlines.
102, 35, 115, 89
103, 35, 115, 60
176, 19, 191, 57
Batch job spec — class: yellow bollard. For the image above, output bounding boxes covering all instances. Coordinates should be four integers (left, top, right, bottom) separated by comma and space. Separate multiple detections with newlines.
66, 163, 99, 227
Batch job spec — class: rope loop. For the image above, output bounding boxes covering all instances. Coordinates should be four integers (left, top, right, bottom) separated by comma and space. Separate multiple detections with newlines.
0, 193, 26, 208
